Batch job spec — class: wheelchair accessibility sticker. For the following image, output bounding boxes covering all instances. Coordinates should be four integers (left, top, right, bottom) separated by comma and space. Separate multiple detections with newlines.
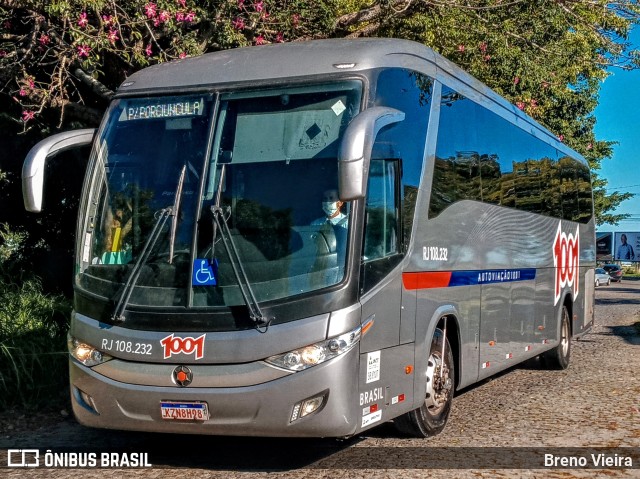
192, 259, 218, 286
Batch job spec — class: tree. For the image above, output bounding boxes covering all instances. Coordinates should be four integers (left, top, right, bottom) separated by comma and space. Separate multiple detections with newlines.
336, 0, 640, 225
0, 0, 638, 227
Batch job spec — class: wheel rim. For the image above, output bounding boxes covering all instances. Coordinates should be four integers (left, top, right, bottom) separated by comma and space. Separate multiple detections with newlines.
560, 312, 570, 357
425, 351, 452, 414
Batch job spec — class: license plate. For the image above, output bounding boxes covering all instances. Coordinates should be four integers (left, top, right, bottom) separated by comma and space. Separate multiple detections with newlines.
160, 401, 209, 421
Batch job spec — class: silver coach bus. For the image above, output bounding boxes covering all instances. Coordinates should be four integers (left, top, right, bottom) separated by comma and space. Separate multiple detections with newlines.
23, 38, 595, 438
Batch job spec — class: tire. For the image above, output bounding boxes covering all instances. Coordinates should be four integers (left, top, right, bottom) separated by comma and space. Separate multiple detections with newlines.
595, 279, 600, 287
395, 327, 454, 437
541, 305, 571, 370
607, 279, 611, 286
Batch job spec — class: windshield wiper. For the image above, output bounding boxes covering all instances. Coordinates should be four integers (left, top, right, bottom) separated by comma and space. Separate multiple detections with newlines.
210, 165, 271, 327
111, 208, 171, 322
168, 165, 186, 264
111, 166, 186, 322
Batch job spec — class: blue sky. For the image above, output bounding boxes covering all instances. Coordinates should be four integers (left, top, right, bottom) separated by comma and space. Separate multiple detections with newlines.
594, 28, 640, 233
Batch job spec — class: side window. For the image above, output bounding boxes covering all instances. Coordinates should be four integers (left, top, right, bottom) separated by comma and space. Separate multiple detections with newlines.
361, 159, 402, 293
374, 68, 432, 247
575, 160, 593, 223
364, 160, 399, 261
430, 86, 591, 223
558, 154, 592, 223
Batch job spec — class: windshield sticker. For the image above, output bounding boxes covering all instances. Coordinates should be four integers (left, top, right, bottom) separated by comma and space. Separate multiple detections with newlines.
331, 100, 346, 116
82, 233, 92, 263
119, 97, 205, 121
192, 258, 217, 286
160, 334, 205, 360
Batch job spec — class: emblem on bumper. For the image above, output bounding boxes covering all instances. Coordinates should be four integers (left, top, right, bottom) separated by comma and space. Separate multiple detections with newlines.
173, 365, 193, 387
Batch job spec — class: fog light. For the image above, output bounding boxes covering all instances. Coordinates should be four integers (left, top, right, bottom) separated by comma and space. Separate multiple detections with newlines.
301, 396, 323, 417
290, 391, 327, 422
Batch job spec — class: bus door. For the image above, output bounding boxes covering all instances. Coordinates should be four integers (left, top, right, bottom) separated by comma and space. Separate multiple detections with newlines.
358, 159, 413, 426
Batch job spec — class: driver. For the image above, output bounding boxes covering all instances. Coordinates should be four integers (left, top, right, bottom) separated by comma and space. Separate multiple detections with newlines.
311, 189, 348, 228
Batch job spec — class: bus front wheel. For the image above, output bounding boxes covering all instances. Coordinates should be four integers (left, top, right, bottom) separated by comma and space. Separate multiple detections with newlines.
395, 327, 454, 437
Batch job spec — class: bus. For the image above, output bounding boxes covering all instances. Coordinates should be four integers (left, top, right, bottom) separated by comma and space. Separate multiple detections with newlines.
22, 38, 595, 438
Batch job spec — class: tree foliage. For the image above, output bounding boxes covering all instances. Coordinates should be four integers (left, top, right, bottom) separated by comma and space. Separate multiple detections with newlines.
1, 0, 639, 227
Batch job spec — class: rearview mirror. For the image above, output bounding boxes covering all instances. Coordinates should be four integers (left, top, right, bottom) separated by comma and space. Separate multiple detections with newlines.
337, 107, 405, 201
22, 129, 96, 212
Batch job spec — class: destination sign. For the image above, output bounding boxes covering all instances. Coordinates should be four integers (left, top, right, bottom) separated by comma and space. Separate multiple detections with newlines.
118, 97, 205, 121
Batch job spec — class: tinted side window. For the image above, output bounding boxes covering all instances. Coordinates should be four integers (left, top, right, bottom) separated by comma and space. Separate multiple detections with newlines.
575, 160, 593, 223
430, 86, 591, 223
558, 155, 593, 223
364, 160, 399, 261
361, 159, 402, 293
374, 68, 432, 247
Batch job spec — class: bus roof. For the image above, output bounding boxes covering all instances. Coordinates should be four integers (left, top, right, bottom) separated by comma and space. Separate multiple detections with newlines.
117, 38, 584, 162
118, 38, 435, 93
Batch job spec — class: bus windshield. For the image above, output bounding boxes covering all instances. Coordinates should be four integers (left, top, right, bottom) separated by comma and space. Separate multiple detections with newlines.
77, 82, 362, 311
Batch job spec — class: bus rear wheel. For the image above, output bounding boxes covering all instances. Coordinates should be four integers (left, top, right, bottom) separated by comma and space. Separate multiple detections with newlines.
541, 305, 571, 370
395, 327, 454, 437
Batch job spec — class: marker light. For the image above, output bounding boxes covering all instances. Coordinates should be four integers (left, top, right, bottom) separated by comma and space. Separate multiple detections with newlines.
68, 334, 112, 367
73, 387, 99, 414
333, 63, 356, 69
266, 322, 365, 372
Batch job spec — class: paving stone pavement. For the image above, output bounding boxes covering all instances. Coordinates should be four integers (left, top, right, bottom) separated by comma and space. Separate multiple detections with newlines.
1, 280, 639, 478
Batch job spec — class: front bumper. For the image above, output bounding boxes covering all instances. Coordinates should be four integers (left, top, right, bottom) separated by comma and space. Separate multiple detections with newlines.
70, 346, 359, 437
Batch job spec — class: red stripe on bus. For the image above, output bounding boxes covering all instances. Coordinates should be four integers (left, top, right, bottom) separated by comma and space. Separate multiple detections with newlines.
402, 272, 452, 290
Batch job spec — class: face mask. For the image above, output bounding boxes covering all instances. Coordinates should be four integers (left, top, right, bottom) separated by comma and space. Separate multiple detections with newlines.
322, 201, 339, 217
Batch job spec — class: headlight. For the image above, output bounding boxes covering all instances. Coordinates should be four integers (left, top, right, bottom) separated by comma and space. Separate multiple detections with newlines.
265, 323, 363, 372
68, 334, 112, 367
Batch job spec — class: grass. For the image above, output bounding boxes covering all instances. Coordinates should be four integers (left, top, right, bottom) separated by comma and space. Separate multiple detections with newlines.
0, 276, 71, 409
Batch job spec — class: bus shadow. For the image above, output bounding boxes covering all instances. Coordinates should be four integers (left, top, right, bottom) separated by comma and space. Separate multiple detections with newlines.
595, 296, 640, 305
4, 417, 364, 471
120, 432, 362, 470
598, 323, 640, 346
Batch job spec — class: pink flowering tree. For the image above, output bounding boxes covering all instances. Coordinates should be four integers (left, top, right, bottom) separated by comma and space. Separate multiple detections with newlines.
1, 1, 205, 128
0, 0, 638, 224
0, 0, 328, 131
